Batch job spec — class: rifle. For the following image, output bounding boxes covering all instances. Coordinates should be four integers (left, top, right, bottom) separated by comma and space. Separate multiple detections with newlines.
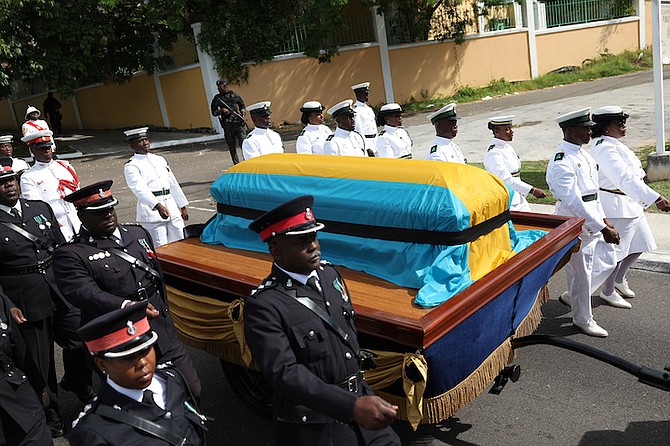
216, 96, 251, 131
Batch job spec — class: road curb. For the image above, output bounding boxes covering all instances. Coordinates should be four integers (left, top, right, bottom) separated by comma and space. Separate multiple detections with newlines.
634, 250, 670, 274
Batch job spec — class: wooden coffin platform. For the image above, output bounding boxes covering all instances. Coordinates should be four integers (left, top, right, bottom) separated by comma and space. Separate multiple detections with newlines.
157, 212, 583, 350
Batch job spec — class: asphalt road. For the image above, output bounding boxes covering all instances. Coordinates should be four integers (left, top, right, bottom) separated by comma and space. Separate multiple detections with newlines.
49, 147, 670, 446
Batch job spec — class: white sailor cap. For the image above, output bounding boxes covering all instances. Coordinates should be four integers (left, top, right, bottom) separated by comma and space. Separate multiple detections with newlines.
300, 101, 325, 113
123, 127, 149, 141
351, 82, 370, 91
427, 103, 460, 124
21, 130, 53, 146
488, 115, 514, 126
24, 106, 41, 119
247, 101, 272, 116
327, 100, 355, 118
0, 135, 13, 144
379, 103, 403, 114
592, 106, 629, 122
555, 108, 595, 128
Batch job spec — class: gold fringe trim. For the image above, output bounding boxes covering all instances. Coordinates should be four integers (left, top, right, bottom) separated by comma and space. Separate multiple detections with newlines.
374, 284, 549, 426
375, 340, 513, 425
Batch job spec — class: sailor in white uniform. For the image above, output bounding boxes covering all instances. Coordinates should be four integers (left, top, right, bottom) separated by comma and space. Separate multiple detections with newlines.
483, 116, 547, 211
296, 101, 332, 155
123, 127, 189, 247
376, 103, 412, 159
0, 135, 30, 173
426, 103, 466, 164
323, 100, 366, 157
546, 108, 621, 337
590, 106, 670, 305
352, 82, 377, 156
242, 101, 284, 160
20, 130, 81, 241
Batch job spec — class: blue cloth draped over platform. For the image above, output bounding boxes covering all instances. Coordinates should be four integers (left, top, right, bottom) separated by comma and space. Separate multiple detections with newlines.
201, 154, 547, 307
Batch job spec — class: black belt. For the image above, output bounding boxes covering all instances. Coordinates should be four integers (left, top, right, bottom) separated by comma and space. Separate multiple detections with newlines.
0, 257, 52, 275
399, 154, 413, 159
152, 189, 170, 197
125, 281, 159, 302
600, 187, 626, 196
337, 370, 364, 393
364, 134, 376, 138
217, 203, 510, 246
582, 193, 598, 202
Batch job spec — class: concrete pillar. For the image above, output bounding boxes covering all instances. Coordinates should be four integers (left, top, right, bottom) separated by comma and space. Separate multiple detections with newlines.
70, 94, 84, 130
191, 22, 221, 132
372, 7, 394, 103
525, 0, 539, 78
637, 0, 646, 49
647, 153, 670, 182
153, 74, 171, 128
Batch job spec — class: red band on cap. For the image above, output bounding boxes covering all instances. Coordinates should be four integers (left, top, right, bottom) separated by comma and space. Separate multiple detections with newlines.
259, 211, 314, 241
85, 318, 150, 353
74, 189, 112, 207
27, 136, 52, 144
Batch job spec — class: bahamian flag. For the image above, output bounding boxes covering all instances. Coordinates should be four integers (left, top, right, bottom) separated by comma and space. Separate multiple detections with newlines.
201, 154, 545, 307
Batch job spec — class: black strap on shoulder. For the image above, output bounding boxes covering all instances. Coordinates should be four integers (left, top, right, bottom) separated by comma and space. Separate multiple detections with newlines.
1, 222, 53, 252
275, 287, 358, 354
216, 203, 510, 246
96, 405, 187, 446
108, 248, 162, 280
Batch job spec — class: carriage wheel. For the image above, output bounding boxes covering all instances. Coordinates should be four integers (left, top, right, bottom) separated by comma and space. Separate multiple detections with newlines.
220, 360, 273, 419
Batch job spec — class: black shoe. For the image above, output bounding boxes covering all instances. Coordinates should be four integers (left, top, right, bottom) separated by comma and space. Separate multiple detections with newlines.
45, 408, 64, 438
61, 379, 96, 403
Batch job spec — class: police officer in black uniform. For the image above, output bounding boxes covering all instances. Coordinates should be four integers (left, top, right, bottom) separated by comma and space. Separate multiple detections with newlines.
52, 180, 201, 399
70, 303, 207, 446
245, 195, 401, 446
0, 291, 52, 446
210, 78, 246, 165
0, 158, 90, 437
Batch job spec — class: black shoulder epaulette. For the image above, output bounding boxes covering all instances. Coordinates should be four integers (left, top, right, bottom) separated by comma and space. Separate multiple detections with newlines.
595, 138, 603, 146
298, 129, 305, 136
326, 135, 334, 141
250, 276, 278, 296
430, 145, 437, 154
487, 144, 495, 152
379, 130, 386, 135
554, 152, 565, 161
71, 395, 100, 429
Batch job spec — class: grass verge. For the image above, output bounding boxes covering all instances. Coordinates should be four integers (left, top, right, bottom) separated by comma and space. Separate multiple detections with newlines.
402, 49, 653, 113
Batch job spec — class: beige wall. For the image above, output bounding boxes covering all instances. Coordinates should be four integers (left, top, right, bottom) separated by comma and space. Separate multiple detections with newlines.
75, 75, 163, 129
231, 46, 384, 125
160, 67, 211, 129
389, 31, 531, 103
536, 21, 639, 74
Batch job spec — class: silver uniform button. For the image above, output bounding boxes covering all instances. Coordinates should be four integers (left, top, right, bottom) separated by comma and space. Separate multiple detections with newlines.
301, 415, 307, 422
308, 330, 315, 338
325, 301, 330, 307
164, 412, 172, 419
345, 352, 352, 359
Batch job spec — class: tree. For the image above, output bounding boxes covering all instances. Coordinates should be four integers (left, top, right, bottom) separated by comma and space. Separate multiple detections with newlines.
0, 0, 187, 98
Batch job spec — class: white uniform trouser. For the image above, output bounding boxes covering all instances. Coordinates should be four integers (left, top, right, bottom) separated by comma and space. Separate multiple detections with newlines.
565, 232, 617, 326
140, 219, 184, 247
